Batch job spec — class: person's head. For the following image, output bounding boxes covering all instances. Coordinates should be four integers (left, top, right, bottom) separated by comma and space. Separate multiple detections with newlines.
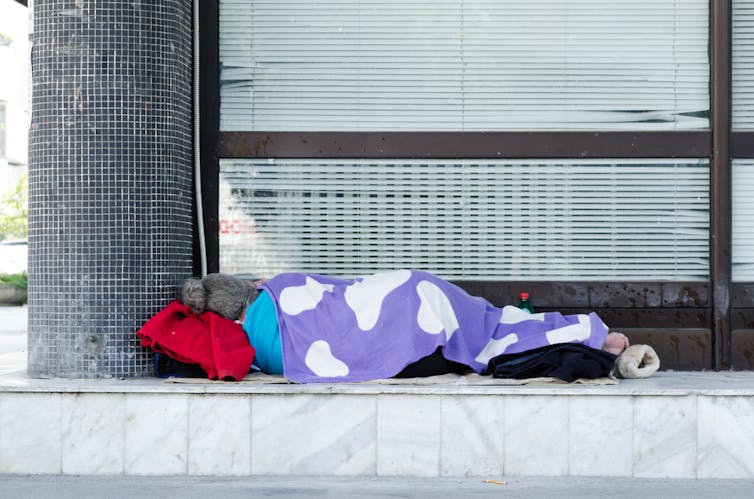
177, 273, 258, 321
603, 332, 630, 356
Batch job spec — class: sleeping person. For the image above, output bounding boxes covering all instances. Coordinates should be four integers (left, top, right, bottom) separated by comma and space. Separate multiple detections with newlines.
176, 270, 630, 383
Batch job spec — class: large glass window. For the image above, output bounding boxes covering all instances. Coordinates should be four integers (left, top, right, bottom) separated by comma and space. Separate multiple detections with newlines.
219, 158, 709, 281
733, 160, 754, 281
733, 0, 754, 130
733, 1, 754, 281
219, 0, 709, 131
217, 1, 711, 283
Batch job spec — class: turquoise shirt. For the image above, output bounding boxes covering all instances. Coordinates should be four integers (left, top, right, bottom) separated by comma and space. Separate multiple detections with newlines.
242, 290, 284, 374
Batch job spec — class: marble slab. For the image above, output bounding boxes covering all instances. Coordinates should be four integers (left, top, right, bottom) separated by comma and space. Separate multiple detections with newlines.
568, 395, 633, 476
124, 394, 189, 475
251, 394, 376, 475
440, 396, 504, 476
0, 393, 61, 474
698, 396, 754, 479
377, 395, 441, 477
503, 395, 569, 476
4, 371, 754, 396
188, 394, 251, 476
1, 371, 754, 478
633, 395, 697, 478
62, 393, 125, 474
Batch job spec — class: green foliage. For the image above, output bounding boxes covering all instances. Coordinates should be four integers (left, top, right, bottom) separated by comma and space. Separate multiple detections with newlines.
0, 173, 28, 241
0, 271, 26, 289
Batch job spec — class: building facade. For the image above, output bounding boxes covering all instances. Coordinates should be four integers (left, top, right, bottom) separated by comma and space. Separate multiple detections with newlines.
205, 0, 754, 371
25, 0, 754, 376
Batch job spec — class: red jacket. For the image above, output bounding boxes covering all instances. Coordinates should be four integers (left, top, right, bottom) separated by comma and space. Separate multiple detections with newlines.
137, 300, 255, 381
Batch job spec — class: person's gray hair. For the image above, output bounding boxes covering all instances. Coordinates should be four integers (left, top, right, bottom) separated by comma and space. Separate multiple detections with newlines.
177, 273, 259, 320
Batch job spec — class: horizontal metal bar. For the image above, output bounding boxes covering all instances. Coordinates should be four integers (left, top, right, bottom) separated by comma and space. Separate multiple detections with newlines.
454, 281, 711, 309
218, 131, 711, 159
732, 132, 754, 158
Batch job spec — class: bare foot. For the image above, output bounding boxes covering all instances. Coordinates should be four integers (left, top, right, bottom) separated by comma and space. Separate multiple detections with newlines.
603, 332, 630, 356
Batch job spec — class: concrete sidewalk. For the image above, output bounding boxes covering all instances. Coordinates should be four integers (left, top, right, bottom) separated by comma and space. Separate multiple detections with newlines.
1, 475, 753, 498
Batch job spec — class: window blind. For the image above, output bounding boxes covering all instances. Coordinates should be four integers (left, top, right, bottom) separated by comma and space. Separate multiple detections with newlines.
219, 0, 710, 131
734, 0, 754, 130
733, 160, 754, 280
219, 158, 710, 281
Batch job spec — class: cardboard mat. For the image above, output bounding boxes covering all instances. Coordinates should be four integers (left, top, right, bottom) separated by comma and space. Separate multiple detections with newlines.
164, 371, 618, 386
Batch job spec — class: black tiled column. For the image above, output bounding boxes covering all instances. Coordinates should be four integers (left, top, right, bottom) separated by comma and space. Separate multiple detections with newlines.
27, 1, 194, 377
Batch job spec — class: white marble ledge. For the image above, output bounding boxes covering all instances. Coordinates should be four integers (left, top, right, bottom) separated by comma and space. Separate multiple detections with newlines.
1, 370, 754, 396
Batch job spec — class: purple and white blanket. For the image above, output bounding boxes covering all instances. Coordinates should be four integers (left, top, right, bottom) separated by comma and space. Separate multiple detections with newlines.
261, 269, 609, 383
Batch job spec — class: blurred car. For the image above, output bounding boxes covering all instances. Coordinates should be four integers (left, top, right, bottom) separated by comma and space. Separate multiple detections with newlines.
0, 239, 27, 274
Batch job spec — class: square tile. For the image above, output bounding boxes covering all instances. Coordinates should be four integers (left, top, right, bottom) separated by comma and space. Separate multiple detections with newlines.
0, 393, 62, 474
124, 394, 189, 475
569, 396, 633, 476
377, 395, 441, 477
62, 393, 125, 474
633, 395, 696, 478
698, 396, 754, 478
504, 395, 568, 476
252, 394, 376, 475
188, 394, 251, 476
440, 396, 504, 476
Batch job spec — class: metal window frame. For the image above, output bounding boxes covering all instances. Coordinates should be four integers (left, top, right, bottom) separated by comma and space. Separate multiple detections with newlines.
200, 0, 744, 370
